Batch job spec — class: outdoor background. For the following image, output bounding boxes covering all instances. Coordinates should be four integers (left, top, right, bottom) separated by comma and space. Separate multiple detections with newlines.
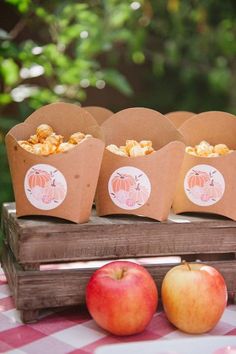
0, 0, 236, 209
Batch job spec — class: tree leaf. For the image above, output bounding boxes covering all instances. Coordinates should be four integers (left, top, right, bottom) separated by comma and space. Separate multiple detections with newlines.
0, 29, 11, 40
103, 69, 133, 96
1, 59, 19, 86
0, 93, 12, 106
6, 0, 31, 13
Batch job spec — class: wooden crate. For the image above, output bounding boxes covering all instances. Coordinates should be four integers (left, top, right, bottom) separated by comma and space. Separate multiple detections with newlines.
1, 202, 236, 323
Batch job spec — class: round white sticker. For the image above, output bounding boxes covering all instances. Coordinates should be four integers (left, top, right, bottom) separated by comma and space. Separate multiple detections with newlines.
108, 166, 151, 210
184, 164, 225, 206
24, 164, 67, 210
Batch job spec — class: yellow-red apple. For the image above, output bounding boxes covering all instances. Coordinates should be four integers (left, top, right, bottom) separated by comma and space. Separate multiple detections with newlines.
85, 261, 158, 336
161, 262, 228, 334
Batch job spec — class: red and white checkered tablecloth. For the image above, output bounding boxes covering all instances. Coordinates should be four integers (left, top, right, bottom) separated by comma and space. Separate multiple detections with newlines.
0, 268, 236, 354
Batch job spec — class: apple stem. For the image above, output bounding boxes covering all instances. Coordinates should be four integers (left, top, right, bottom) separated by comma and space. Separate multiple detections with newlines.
183, 260, 191, 271
116, 268, 126, 280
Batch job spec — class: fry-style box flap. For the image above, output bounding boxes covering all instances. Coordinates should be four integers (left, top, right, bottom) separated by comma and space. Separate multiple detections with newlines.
5, 102, 105, 223
6, 102, 104, 160
173, 111, 236, 221
83, 106, 113, 125
179, 111, 236, 147
172, 150, 236, 220
96, 140, 185, 221
11, 102, 105, 141
6, 122, 34, 141
166, 111, 195, 128
101, 107, 184, 150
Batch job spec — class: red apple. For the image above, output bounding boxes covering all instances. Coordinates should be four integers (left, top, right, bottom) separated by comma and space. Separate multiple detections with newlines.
161, 262, 228, 334
85, 261, 158, 336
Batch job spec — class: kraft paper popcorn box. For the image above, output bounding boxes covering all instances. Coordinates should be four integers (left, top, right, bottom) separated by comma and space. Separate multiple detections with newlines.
83, 106, 113, 125
5, 102, 105, 223
95, 107, 185, 221
172, 111, 236, 220
166, 111, 195, 128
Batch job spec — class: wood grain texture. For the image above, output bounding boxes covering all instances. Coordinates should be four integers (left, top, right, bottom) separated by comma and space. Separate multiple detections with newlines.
2, 244, 236, 316
2, 203, 236, 264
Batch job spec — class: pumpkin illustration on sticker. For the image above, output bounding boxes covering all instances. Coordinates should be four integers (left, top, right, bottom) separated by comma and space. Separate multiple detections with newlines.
108, 166, 151, 210
111, 173, 136, 193
184, 164, 225, 206
28, 168, 51, 189
187, 170, 210, 189
24, 164, 67, 210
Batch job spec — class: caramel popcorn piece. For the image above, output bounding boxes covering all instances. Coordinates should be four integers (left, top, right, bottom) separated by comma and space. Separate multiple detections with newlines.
195, 140, 214, 157
68, 132, 85, 144
214, 144, 230, 156
129, 145, 146, 157
43, 142, 57, 155
185, 146, 197, 156
140, 140, 152, 148
31, 143, 44, 155
118, 146, 127, 156
36, 124, 54, 142
125, 140, 139, 154
143, 146, 154, 155
31, 142, 56, 156
57, 142, 75, 153
45, 133, 63, 147
18, 140, 34, 153
106, 144, 127, 157
28, 134, 39, 144
84, 134, 92, 139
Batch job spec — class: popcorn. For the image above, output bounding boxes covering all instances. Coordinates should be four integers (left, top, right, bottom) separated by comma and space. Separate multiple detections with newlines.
143, 146, 154, 155
18, 140, 34, 153
195, 140, 214, 157
214, 144, 230, 156
85, 134, 92, 139
185, 146, 197, 156
18, 124, 93, 156
125, 140, 139, 153
129, 145, 145, 157
186, 141, 233, 157
119, 146, 128, 155
45, 133, 63, 146
140, 140, 152, 148
68, 132, 86, 144
207, 153, 220, 158
106, 139, 155, 157
32, 143, 57, 156
28, 134, 39, 144
36, 124, 54, 142
106, 144, 128, 157
57, 142, 75, 153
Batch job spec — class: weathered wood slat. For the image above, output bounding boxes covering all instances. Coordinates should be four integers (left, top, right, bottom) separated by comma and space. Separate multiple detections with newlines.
3, 203, 236, 264
2, 244, 236, 313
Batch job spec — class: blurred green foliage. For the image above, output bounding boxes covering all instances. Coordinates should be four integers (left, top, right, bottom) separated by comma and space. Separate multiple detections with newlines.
0, 0, 236, 208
